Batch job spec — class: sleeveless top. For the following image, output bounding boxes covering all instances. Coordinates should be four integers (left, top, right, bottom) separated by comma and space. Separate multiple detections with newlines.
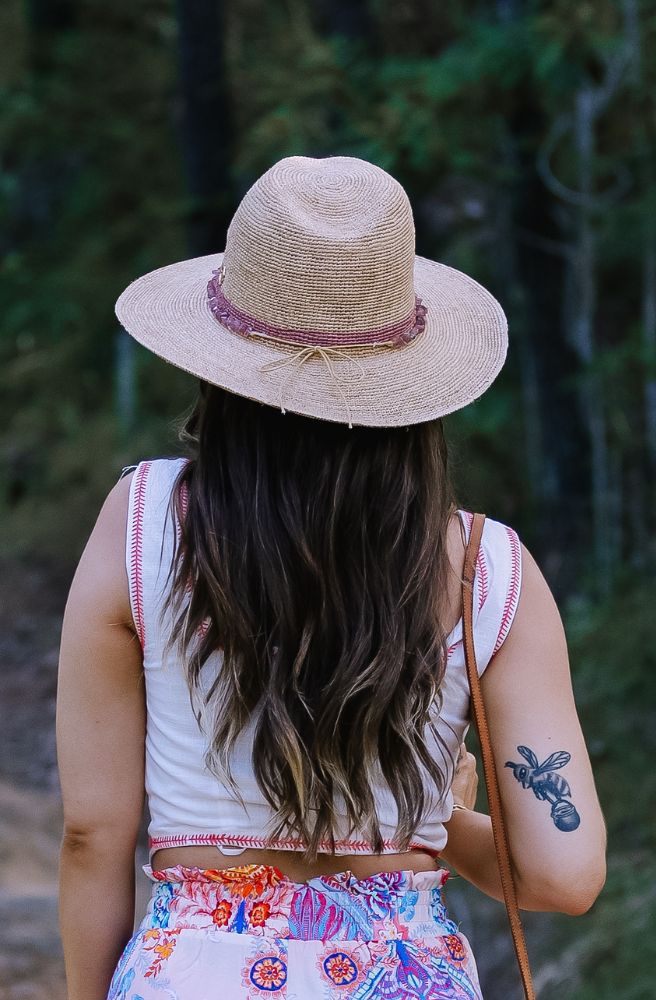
123, 457, 522, 863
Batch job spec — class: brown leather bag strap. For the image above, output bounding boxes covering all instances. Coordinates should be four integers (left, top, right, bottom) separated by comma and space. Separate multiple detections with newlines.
461, 512, 536, 1000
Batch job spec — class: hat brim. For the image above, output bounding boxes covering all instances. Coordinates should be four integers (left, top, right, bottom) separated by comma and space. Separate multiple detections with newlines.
115, 252, 508, 427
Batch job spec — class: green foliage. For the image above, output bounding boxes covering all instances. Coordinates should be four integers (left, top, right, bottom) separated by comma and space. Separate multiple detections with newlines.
568, 856, 656, 999
568, 580, 656, 844
1, 0, 655, 991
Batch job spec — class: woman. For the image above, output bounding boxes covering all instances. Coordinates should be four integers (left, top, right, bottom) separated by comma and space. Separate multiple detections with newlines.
57, 156, 606, 999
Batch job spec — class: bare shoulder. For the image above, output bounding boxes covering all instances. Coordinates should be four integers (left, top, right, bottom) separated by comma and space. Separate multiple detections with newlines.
504, 537, 565, 652
93, 469, 134, 556
67, 470, 135, 631
103, 466, 134, 518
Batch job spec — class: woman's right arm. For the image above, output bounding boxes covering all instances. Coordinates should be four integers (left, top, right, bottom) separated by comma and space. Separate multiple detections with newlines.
475, 539, 607, 915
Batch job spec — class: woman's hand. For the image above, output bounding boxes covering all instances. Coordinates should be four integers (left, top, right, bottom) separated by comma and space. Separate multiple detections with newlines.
452, 742, 478, 810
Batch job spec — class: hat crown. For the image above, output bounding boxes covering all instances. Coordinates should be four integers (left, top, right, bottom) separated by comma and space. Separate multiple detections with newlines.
222, 156, 416, 334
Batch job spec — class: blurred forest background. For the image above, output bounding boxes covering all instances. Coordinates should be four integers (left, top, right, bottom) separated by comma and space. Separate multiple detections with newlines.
1, 0, 655, 997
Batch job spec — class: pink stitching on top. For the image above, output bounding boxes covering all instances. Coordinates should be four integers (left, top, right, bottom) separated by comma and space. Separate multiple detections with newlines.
130, 461, 152, 650
493, 526, 522, 655
445, 509, 486, 660
175, 476, 191, 594
149, 832, 439, 856
174, 467, 211, 637
179, 477, 189, 532
477, 543, 489, 612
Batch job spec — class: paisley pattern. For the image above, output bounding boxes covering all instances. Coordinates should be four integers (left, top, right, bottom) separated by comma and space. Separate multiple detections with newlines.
106, 864, 482, 999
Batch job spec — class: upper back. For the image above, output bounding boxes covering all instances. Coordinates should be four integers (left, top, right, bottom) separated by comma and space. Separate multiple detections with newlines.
122, 456, 522, 859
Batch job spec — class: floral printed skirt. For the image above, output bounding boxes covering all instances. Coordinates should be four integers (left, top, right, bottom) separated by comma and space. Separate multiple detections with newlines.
107, 863, 483, 999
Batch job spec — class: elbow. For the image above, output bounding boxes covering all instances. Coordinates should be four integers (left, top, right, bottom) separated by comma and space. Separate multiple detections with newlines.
556, 876, 605, 916
60, 821, 137, 862
61, 823, 95, 849
517, 859, 607, 916
60, 825, 105, 862
561, 861, 607, 915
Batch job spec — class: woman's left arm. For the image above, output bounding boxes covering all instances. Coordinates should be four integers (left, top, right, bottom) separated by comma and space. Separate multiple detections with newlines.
56, 471, 145, 1000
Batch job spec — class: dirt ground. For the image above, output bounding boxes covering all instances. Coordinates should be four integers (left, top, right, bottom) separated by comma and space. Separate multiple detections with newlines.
0, 559, 66, 999
0, 560, 151, 1000
0, 780, 66, 1000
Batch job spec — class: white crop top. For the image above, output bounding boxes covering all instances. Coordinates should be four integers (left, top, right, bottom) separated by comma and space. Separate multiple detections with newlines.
124, 457, 522, 863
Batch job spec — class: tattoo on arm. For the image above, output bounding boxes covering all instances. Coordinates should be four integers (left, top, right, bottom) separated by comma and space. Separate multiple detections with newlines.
505, 745, 581, 831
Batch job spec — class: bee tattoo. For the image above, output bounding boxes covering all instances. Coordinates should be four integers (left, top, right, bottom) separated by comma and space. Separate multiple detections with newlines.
505, 745, 581, 832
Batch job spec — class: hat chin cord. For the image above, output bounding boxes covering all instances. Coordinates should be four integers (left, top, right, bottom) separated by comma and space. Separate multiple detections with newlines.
258, 344, 368, 428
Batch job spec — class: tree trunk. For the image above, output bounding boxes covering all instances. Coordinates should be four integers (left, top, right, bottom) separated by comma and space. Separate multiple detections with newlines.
114, 328, 137, 439
621, 0, 654, 562
643, 220, 656, 471
569, 86, 612, 592
491, 0, 547, 532
175, 0, 233, 255
315, 0, 371, 38
494, 131, 546, 516
26, 0, 75, 73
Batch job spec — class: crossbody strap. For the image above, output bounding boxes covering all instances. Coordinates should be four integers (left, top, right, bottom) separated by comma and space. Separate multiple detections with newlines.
462, 512, 536, 1000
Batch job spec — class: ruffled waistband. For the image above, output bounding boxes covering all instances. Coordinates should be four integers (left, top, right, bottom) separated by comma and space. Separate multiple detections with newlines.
137, 863, 458, 942
143, 861, 450, 891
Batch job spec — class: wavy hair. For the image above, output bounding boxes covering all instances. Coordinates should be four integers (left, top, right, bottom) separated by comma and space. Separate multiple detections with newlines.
162, 381, 462, 861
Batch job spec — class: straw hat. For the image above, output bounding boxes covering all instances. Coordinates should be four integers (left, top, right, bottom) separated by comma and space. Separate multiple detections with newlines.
116, 155, 508, 427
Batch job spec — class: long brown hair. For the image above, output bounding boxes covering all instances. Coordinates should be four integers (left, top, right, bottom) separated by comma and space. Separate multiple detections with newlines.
162, 381, 461, 861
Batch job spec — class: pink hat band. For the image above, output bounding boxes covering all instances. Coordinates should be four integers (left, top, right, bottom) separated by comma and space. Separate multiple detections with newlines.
207, 268, 428, 350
